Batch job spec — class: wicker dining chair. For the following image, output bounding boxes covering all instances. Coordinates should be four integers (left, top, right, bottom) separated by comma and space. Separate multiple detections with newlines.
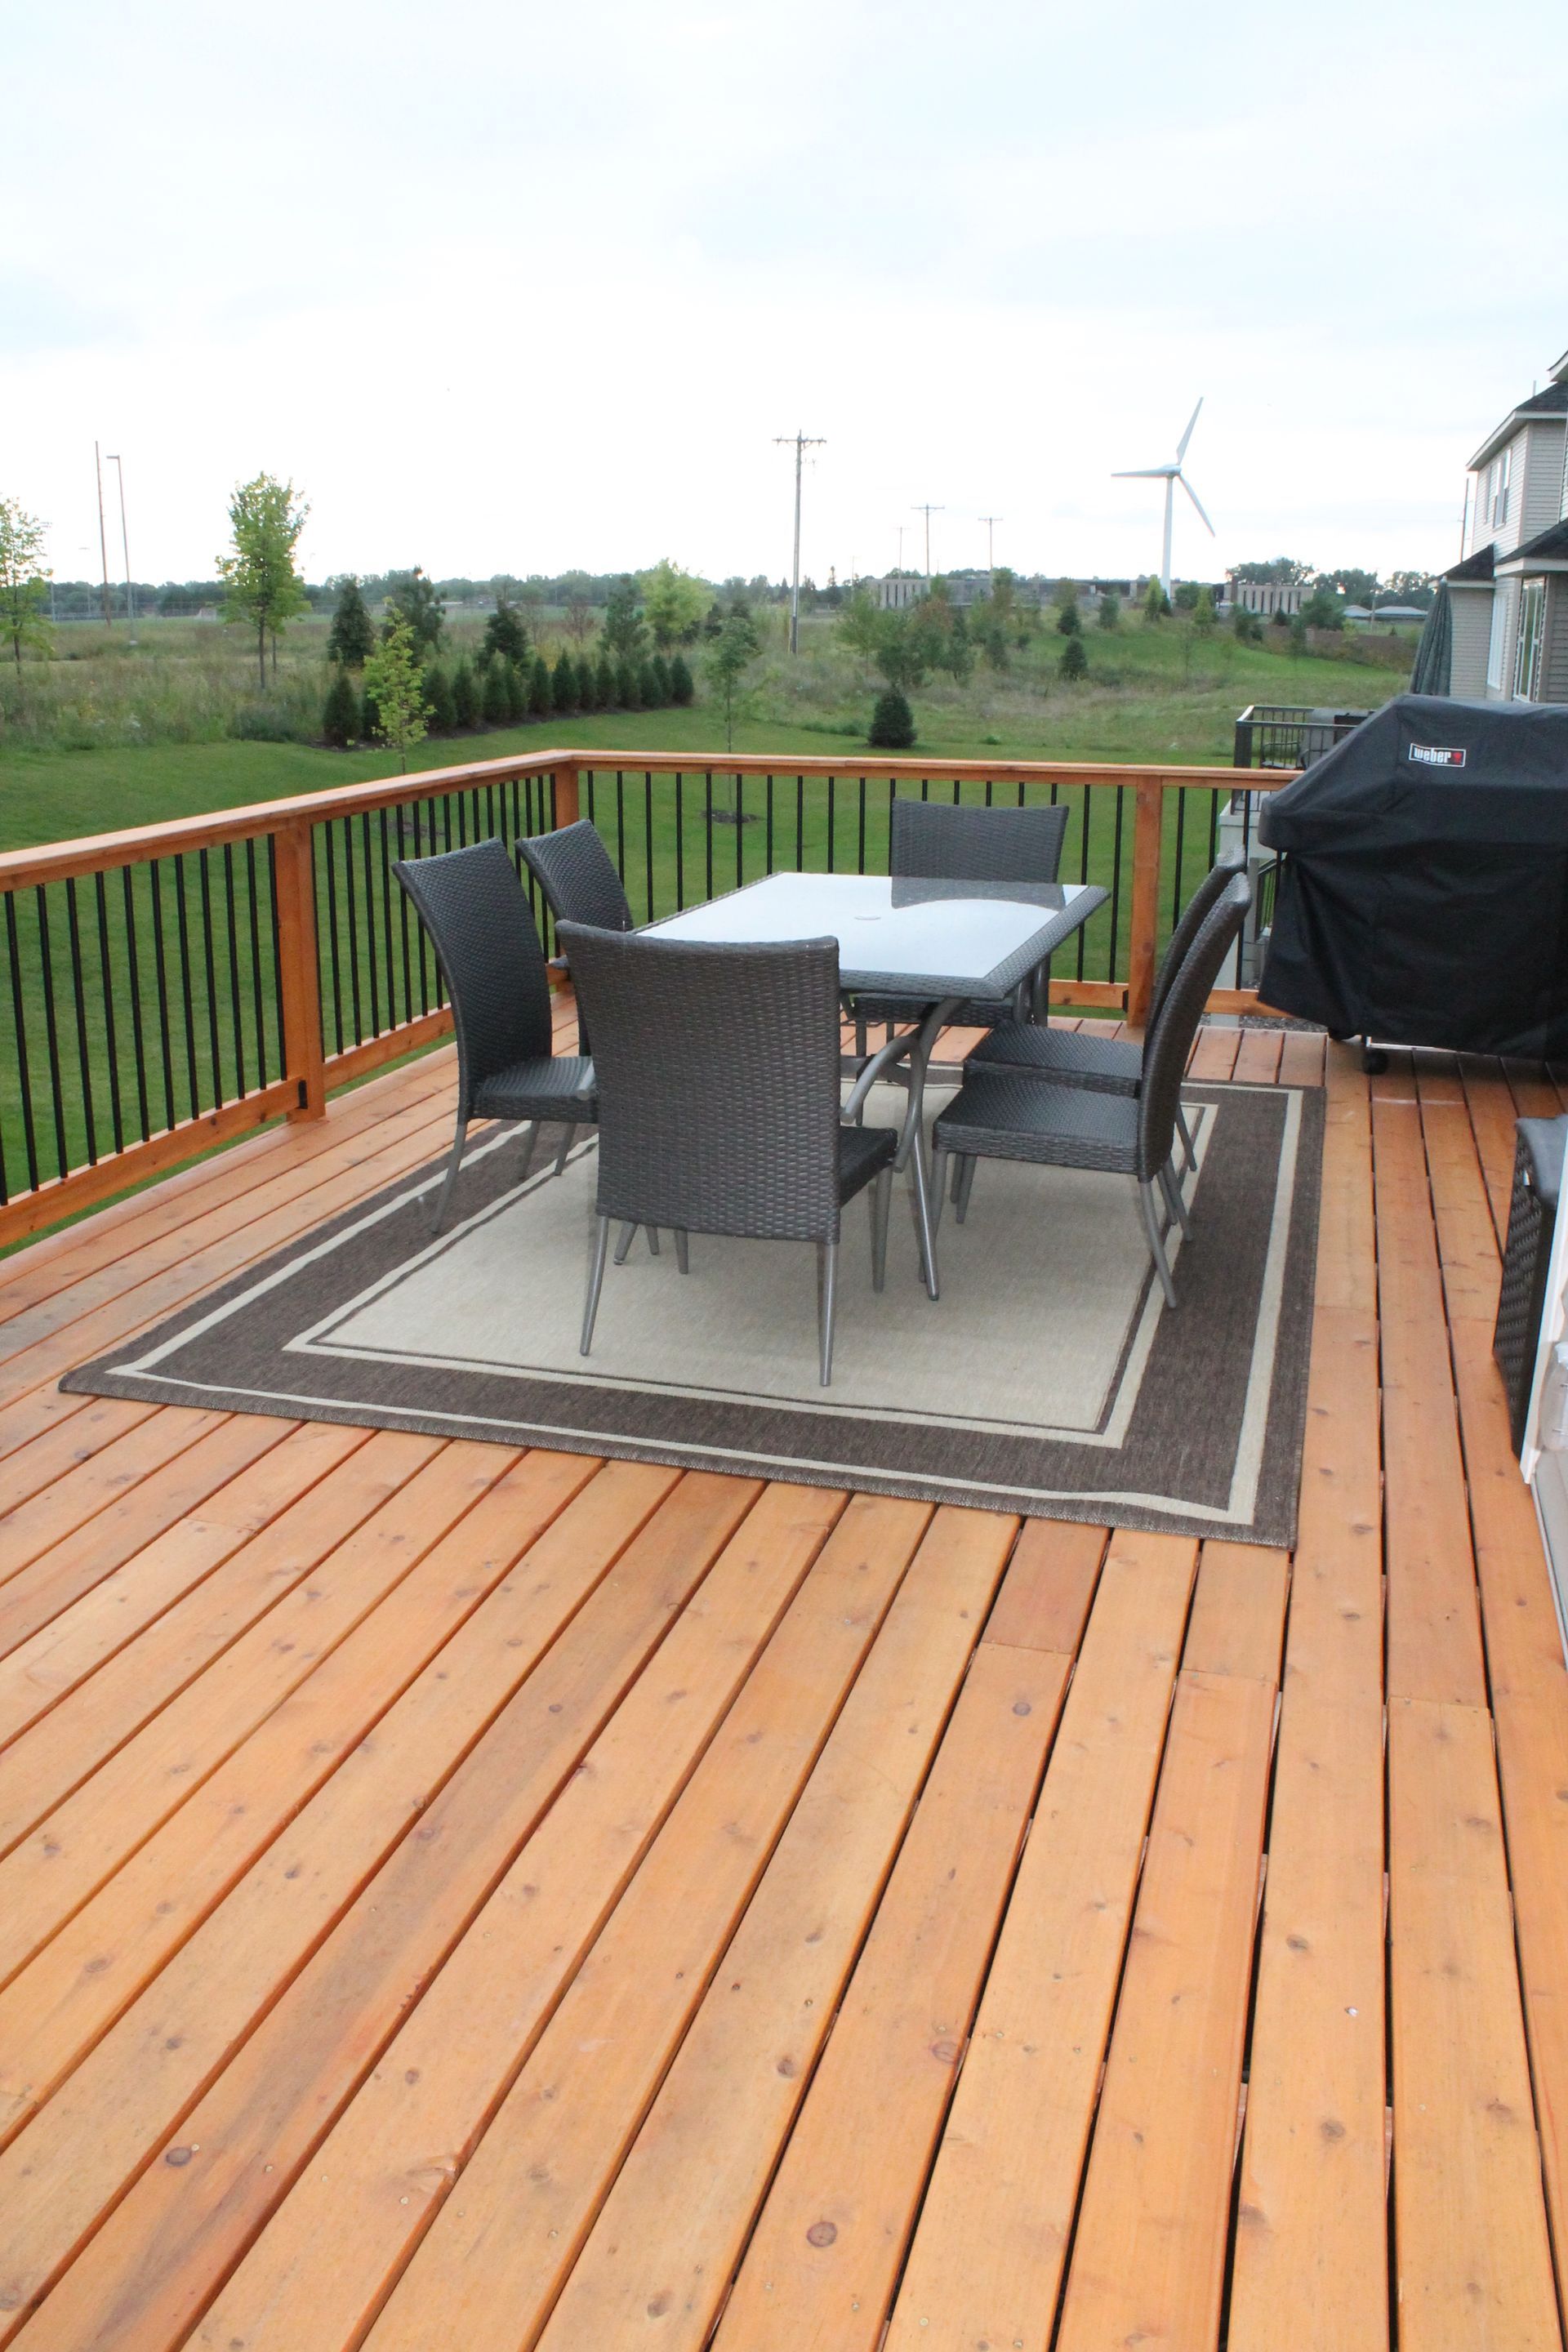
849, 795, 1072, 1042
517, 818, 634, 1058
930, 876, 1250, 1308
961, 847, 1248, 1173
559, 922, 923, 1385
393, 840, 596, 1235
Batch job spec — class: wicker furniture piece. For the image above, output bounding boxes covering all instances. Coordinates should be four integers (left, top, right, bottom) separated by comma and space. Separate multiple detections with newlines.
850, 796, 1072, 1037
1494, 1115, 1568, 1454
559, 922, 919, 1386
964, 847, 1249, 1173
394, 839, 596, 1235
930, 876, 1251, 1308
517, 818, 635, 1058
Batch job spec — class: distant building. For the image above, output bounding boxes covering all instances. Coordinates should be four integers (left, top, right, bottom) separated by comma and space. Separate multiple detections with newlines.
1441, 340, 1568, 702
1227, 576, 1307, 619
864, 573, 929, 611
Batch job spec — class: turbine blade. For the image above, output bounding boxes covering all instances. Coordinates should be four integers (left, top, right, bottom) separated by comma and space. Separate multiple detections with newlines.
1175, 398, 1204, 461
1178, 473, 1216, 534
1112, 468, 1173, 479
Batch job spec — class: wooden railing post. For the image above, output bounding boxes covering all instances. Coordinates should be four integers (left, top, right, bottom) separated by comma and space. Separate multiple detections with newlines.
554, 758, 580, 831
1125, 773, 1165, 1031
274, 818, 326, 1120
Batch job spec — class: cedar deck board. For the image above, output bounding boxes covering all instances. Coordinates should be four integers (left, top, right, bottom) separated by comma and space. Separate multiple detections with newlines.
0, 1032, 1564, 2351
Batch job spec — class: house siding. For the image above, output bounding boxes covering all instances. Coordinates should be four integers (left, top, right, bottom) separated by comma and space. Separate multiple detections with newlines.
1522, 421, 1568, 541
1449, 585, 1494, 698
1544, 579, 1568, 703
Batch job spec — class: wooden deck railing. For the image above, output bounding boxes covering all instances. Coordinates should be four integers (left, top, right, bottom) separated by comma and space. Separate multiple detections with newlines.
0, 747, 1294, 1247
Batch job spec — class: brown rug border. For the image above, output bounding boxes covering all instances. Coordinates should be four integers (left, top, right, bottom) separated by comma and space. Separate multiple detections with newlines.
62, 1083, 1324, 1548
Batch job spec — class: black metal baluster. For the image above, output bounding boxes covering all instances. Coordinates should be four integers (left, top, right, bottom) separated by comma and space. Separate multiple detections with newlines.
93, 870, 125, 1154
322, 823, 345, 1055
675, 773, 685, 907
344, 818, 365, 1045
1107, 786, 1126, 990
197, 849, 224, 1107
1076, 789, 1092, 982
857, 777, 866, 872
615, 771, 627, 890
359, 813, 381, 1040
222, 844, 246, 1098
267, 838, 288, 1080
149, 859, 176, 1131
1171, 787, 1188, 929
733, 772, 744, 889
704, 773, 714, 900
5, 893, 40, 1192
35, 888, 70, 1178
826, 773, 835, 872
121, 865, 151, 1141
765, 774, 775, 875
795, 775, 804, 871
244, 840, 267, 1085
379, 808, 397, 1030
440, 792, 453, 852
394, 806, 413, 1026
411, 804, 431, 1012
63, 877, 100, 1164
645, 771, 656, 919
887, 777, 896, 873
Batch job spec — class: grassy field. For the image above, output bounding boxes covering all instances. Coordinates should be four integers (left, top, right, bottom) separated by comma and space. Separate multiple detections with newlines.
0, 607, 1414, 853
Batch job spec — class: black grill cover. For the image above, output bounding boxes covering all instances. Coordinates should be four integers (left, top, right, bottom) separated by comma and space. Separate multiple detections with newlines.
1258, 694, 1568, 1054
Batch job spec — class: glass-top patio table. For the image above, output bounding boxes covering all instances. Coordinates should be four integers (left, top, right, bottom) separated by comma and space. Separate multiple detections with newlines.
644, 870, 1110, 1250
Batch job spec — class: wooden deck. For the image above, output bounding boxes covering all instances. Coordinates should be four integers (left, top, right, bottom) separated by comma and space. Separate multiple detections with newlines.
1, 1011, 1566, 2351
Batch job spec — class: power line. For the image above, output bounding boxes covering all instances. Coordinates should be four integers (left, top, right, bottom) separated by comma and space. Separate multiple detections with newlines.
773, 431, 825, 654
911, 503, 943, 579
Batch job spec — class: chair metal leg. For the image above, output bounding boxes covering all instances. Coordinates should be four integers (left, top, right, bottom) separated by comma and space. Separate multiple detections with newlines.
949, 1152, 964, 1206
1175, 1099, 1196, 1174
613, 1221, 639, 1265
580, 1214, 611, 1355
929, 1146, 948, 1236
1160, 1160, 1192, 1237
516, 1122, 540, 1184
430, 1118, 469, 1235
552, 1123, 577, 1177
675, 1228, 690, 1274
870, 1165, 893, 1293
910, 1136, 939, 1298
817, 1240, 839, 1386
955, 1155, 978, 1226
646, 1226, 661, 1256
1138, 1179, 1178, 1308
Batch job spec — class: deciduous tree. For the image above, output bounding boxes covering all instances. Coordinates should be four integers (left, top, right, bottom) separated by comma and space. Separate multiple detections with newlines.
1097, 590, 1120, 630
702, 608, 761, 751
218, 474, 310, 690
639, 558, 708, 648
361, 614, 430, 772
0, 498, 51, 674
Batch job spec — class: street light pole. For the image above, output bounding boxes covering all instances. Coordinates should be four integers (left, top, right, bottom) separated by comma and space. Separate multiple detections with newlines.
773, 431, 825, 654
105, 453, 134, 628
94, 442, 112, 628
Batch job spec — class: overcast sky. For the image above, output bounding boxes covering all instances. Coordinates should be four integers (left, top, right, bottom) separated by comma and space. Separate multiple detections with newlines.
7, 0, 1567, 592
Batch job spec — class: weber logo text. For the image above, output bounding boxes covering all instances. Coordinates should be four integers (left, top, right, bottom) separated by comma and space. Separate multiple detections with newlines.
1409, 743, 1467, 768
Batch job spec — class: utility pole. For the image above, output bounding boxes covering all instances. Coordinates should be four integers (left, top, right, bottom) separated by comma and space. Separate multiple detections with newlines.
773, 430, 825, 654
980, 514, 1003, 582
105, 452, 134, 627
911, 503, 943, 579
94, 442, 112, 627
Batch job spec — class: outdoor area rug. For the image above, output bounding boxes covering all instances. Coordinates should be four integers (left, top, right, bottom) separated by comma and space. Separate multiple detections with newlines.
64, 1079, 1324, 1547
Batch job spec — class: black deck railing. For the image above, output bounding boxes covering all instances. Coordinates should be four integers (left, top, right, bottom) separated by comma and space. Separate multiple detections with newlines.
1234, 704, 1370, 770
0, 750, 1292, 1245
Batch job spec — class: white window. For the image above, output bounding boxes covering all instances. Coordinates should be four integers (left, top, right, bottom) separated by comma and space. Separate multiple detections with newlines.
1486, 588, 1511, 690
1515, 578, 1547, 701
1493, 443, 1513, 528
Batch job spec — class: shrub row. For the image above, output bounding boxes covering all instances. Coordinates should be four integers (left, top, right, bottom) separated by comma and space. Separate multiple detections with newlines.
323, 648, 694, 751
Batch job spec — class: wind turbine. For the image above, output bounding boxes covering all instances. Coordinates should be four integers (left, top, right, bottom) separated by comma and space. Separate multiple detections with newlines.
1113, 399, 1214, 599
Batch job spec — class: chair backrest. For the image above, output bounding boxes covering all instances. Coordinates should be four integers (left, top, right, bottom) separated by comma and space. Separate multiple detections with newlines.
518, 820, 633, 935
393, 840, 554, 1115
1135, 876, 1252, 1179
889, 797, 1070, 886
1147, 846, 1249, 1031
558, 922, 846, 1243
